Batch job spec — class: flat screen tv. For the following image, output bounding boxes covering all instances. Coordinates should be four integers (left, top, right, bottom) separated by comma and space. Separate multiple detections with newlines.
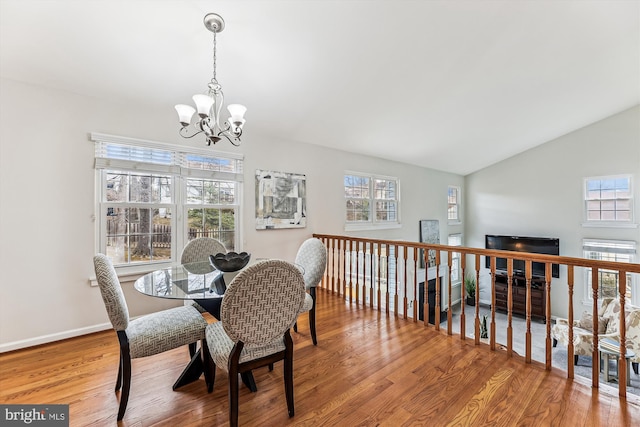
485, 235, 560, 278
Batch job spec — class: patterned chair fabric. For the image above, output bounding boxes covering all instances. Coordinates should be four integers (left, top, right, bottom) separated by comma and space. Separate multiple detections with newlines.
205, 259, 305, 426
93, 254, 210, 420
293, 238, 327, 345
552, 298, 640, 369
181, 237, 227, 264
180, 237, 227, 315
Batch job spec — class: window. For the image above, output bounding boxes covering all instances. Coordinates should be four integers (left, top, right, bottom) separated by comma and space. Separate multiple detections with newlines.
93, 133, 243, 271
584, 175, 633, 224
583, 239, 637, 306
448, 186, 460, 223
448, 234, 462, 283
344, 172, 399, 230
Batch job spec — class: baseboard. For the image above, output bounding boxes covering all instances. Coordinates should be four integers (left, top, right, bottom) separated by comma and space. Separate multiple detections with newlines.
0, 322, 112, 353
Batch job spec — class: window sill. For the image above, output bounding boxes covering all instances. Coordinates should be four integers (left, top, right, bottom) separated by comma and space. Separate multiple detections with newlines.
344, 222, 402, 232
89, 261, 174, 287
581, 222, 638, 229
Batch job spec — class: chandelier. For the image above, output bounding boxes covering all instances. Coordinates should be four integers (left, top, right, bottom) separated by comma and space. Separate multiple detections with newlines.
175, 13, 246, 147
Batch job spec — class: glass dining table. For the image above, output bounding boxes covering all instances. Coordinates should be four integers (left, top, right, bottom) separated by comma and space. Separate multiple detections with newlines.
134, 260, 228, 319
133, 261, 256, 391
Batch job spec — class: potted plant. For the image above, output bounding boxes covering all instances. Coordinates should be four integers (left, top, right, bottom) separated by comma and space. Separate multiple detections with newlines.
465, 274, 476, 306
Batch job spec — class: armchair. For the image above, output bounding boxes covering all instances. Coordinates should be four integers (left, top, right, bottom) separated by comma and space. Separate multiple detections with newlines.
552, 298, 639, 374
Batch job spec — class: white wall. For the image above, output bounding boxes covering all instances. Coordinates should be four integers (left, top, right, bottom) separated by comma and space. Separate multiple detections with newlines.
0, 78, 463, 351
465, 106, 640, 318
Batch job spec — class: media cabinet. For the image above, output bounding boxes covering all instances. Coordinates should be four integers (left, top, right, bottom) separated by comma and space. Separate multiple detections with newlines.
493, 273, 547, 323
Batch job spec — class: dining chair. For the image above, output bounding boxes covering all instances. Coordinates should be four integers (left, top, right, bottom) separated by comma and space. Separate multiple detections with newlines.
180, 237, 227, 264
180, 237, 227, 355
93, 254, 213, 421
292, 238, 327, 345
205, 259, 306, 427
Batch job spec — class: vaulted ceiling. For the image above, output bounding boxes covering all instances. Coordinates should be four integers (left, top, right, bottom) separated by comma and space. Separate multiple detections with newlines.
1, 0, 638, 175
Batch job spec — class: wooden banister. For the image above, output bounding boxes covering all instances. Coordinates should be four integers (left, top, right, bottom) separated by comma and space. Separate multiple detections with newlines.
313, 232, 640, 398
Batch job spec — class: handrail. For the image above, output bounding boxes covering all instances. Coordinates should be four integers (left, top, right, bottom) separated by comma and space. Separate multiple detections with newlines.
313, 233, 639, 399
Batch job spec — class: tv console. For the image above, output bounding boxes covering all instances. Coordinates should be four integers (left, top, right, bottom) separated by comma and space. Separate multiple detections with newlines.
493, 272, 546, 323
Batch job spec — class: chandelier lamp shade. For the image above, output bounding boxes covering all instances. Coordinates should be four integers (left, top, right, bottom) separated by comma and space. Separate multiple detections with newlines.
175, 13, 246, 147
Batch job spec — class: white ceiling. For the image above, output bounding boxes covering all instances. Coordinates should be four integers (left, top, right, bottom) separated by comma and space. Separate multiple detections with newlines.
1, 0, 638, 175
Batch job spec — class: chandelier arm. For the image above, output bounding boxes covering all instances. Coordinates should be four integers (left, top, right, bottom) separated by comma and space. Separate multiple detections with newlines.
178, 126, 206, 139
217, 128, 242, 147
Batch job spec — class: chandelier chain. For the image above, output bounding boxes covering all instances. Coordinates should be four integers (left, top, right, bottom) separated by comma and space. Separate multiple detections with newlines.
211, 27, 217, 85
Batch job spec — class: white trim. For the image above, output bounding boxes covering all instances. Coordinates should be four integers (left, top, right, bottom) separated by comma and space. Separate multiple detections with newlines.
90, 132, 243, 160
344, 222, 402, 232
0, 323, 113, 353
581, 222, 638, 229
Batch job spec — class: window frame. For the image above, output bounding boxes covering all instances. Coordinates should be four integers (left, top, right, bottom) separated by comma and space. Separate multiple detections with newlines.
583, 174, 635, 228
448, 233, 463, 284
582, 238, 638, 307
448, 186, 461, 224
344, 171, 401, 231
92, 133, 244, 276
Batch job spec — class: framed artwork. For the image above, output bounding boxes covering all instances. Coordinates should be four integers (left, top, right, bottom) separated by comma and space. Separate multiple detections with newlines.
419, 220, 439, 268
255, 169, 307, 230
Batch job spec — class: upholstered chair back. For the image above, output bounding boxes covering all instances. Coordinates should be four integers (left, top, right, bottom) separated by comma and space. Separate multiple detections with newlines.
93, 254, 129, 331
294, 238, 327, 290
221, 260, 305, 345
181, 237, 227, 264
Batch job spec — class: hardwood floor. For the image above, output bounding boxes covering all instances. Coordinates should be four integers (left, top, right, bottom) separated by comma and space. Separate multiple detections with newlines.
2, 291, 639, 426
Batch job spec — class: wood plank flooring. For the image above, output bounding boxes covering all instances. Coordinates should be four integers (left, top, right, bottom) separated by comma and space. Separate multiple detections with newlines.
2, 290, 639, 426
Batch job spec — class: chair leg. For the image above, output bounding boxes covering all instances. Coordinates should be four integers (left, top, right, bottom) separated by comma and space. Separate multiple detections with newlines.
284, 330, 295, 417
117, 348, 132, 421
188, 342, 197, 358
115, 353, 123, 391
202, 339, 216, 393
293, 321, 298, 333
309, 287, 317, 346
633, 362, 639, 375
552, 338, 557, 348
574, 355, 579, 366
228, 342, 243, 427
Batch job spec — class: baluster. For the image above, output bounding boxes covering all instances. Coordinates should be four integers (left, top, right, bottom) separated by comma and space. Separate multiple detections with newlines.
460, 254, 466, 340
567, 265, 574, 379
347, 239, 353, 303
325, 237, 331, 293
507, 259, 513, 357
328, 238, 334, 294
362, 240, 367, 306
591, 266, 599, 387
335, 238, 342, 295
333, 238, 339, 294
384, 245, 390, 315
423, 246, 429, 327
371, 241, 376, 310
355, 240, 360, 305
619, 271, 627, 398
435, 251, 441, 331
525, 260, 532, 363
322, 237, 329, 291
378, 243, 389, 311
342, 238, 347, 297
369, 243, 380, 308
400, 245, 406, 318
489, 256, 495, 350
413, 247, 418, 322
447, 250, 453, 335
545, 263, 552, 371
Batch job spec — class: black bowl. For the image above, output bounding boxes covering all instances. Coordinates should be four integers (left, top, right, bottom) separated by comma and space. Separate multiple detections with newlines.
209, 252, 251, 272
